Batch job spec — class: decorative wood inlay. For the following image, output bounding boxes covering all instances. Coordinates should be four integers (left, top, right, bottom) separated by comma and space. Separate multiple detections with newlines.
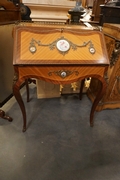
13, 24, 108, 66
29, 36, 96, 55
48, 70, 79, 78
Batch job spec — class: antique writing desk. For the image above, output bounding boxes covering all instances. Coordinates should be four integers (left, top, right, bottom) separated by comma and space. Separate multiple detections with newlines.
12, 24, 109, 132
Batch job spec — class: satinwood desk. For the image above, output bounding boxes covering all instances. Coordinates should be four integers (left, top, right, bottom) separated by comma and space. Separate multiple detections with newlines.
12, 24, 109, 132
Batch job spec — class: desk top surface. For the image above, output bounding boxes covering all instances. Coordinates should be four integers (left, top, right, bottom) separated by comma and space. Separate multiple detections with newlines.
13, 24, 109, 66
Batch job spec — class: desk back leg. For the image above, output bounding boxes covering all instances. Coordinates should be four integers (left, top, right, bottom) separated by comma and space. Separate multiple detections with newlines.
79, 79, 85, 100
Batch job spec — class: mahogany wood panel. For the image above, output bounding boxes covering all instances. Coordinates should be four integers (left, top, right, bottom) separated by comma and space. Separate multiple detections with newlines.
0, 0, 21, 23
87, 23, 120, 111
0, 0, 20, 10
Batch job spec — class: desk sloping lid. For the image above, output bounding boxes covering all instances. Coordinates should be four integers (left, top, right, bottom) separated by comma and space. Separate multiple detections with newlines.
13, 24, 109, 66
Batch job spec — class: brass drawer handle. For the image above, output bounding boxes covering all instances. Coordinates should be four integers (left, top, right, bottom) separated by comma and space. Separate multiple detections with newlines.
61, 71, 67, 78
48, 70, 79, 79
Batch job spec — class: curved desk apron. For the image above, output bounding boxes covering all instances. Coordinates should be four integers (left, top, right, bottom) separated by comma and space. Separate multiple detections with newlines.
12, 24, 109, 132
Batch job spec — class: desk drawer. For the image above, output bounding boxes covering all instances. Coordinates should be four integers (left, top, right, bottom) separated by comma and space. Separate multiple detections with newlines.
17, 65, 106, 85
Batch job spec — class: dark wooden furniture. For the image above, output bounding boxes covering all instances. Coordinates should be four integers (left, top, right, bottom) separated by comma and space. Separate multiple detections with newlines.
99, 3, 120, 26
12, 23, 109, 132
0, 0, 20, 121
0, 0, 20, 23
87, 23, 120, 111
91, 0, 105, 22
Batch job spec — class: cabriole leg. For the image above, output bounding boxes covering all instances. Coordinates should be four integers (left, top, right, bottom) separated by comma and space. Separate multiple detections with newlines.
13, 73, 27, 132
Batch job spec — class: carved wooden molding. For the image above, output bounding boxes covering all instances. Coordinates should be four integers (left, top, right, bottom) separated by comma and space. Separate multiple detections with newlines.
110, 41, 120, 67
22, 0, 76, 22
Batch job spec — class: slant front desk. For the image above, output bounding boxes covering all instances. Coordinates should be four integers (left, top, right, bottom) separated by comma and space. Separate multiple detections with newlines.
13, 24, 109, 132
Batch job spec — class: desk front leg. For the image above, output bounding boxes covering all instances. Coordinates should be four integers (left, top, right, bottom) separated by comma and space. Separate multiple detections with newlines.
13, 73, 27, 132
90, 77, 106, 126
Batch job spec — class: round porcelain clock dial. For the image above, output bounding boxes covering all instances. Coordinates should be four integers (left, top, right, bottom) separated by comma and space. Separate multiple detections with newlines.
29, 46, 36, 53
56, 39, 70, 52
89, 47, 95, 54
